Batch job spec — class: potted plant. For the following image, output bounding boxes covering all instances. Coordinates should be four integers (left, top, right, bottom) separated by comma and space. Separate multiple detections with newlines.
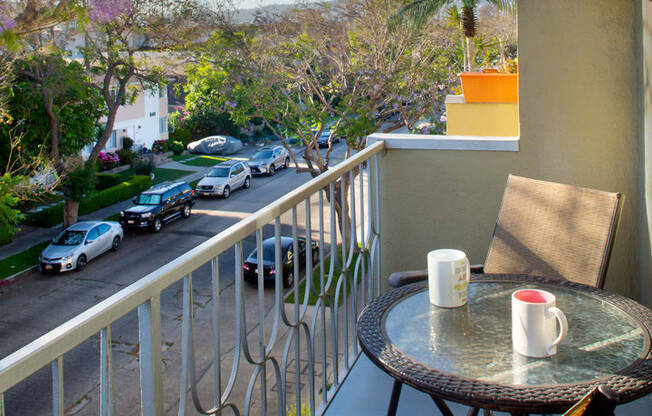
459, 61, 518, 103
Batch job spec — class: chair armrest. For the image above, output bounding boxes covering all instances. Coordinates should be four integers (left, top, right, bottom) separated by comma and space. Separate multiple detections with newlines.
471, 264, 484, 274
388, 270, 427, 288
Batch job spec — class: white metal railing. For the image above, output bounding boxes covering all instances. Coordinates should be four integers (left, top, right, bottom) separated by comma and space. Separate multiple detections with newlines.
0, 140, 384, 416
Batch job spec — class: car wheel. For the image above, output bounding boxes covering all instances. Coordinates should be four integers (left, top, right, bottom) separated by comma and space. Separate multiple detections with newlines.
283, 270, 294, 288
152, 217, 163, 233
284, 158, 290, 169
76, 254, 87, 271
223, 186, 230, 198
111, 236, 122, 251
243, 176, 251, 189
269, 164, 276, 176
181, 203, 191, 218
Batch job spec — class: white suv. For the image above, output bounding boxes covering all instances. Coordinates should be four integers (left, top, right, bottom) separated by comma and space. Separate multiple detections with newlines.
196, 160, 251, 198
248, 146, 290, 175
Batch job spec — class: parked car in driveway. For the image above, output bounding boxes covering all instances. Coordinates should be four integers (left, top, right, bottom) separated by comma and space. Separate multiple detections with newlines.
120, 181, 195, 232
243, 236, 320, 288
317, 129, 342, 148
39, 221, 123, 273
248, 146, 290, 175
196, 160, 251, 198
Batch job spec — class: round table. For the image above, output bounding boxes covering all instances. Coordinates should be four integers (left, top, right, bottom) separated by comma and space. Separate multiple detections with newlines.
357, 274, 652, 414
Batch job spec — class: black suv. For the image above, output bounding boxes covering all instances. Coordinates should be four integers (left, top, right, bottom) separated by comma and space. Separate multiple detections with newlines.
120, 181, 195, 232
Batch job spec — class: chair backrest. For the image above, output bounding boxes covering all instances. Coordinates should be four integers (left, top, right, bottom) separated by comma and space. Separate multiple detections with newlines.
484, 175, 622, 288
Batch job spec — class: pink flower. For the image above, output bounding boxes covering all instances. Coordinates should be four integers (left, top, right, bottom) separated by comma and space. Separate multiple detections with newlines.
88, 0, 132, 25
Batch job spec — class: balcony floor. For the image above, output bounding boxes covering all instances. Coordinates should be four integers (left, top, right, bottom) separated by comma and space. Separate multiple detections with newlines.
324, 353, 652, 416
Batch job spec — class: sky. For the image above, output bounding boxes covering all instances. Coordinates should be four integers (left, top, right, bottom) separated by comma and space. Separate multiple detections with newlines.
235, 0, 299, 9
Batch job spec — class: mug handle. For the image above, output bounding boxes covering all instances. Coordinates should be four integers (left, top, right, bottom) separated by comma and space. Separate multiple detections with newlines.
546, 306, 568, 354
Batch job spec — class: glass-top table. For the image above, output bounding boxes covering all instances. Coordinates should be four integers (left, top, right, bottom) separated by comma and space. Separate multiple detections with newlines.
357, 274, 652, 414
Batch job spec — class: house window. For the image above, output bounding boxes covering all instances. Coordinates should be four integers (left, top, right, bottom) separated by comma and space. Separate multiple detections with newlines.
159, 117, 168, 134
108, 130, 117, 149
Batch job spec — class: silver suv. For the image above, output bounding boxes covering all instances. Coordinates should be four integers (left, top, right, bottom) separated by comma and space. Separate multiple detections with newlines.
196, 160, 251, 198
248, 146, 290, 175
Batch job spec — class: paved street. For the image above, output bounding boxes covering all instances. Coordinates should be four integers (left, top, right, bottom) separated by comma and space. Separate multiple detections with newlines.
0, 142, 355, 415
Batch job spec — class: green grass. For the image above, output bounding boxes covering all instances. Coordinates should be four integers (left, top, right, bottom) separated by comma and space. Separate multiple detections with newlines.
0, 241, 50, 280
189, 179, 200, 189
104, 213, 120, 221
152, 167, 193, 184
171, 154, 195, 162
180, 155, 229, 167
285, 248, 359, 306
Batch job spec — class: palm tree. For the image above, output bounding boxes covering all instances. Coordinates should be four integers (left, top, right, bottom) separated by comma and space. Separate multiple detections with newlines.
394, 0, 515, 70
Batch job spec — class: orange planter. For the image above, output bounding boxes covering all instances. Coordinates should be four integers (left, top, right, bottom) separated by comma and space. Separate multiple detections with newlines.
459, 72, 518, 103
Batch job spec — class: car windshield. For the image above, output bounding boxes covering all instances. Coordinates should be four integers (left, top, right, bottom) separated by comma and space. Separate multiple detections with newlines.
136, 194, 161, 205
251, 151, 272, 161
207, 167, 230, 178
52, 230, 86, 246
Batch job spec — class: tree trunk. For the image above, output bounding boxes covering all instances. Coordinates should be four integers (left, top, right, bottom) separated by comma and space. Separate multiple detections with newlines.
63, 199, 79, 228
89, 103, 119, 161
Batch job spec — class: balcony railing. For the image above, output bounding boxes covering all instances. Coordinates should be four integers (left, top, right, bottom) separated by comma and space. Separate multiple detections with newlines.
0, 140, 385, 416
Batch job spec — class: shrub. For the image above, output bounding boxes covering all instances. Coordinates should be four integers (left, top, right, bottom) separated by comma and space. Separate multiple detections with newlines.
22, 175, 152, 228
134, 158, 155, 175
170, 124, 192, 147
95, 173, 122, 190
98, 151, 120, 171
169, 141, 184, 155
152, 139, 167, 154
116, 149, 133, 166
0, 173, 24, 245
122, 136, 134, 150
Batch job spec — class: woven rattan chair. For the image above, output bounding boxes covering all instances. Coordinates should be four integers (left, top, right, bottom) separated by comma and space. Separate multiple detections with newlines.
562, 385, 618, 416
389, 174, 622, 289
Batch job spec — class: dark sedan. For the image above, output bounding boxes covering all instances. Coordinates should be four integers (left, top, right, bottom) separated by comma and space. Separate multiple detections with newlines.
243, 236, 319, 288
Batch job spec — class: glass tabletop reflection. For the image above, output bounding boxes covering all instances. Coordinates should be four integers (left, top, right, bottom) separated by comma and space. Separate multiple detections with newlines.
383, 282, 647, 386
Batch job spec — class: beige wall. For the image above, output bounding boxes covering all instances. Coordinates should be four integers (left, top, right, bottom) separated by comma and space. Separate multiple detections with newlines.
641, 1, 652, 306
115, 93, 145, 122
379, 0, 649, 305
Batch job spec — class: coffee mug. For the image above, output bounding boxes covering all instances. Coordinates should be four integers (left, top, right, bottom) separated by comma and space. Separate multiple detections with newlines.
427, 249, 469, 308
512, 289, 568, 358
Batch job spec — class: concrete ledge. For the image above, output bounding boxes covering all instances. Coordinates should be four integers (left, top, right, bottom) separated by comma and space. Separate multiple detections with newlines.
367, 133, 519, 152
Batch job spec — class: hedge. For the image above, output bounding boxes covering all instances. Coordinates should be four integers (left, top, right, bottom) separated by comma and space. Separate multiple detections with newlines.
96, 173, 123, 190
22, 175, 152, 228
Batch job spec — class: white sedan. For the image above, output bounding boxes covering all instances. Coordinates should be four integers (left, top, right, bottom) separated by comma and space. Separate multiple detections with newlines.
39, 221, 124, 273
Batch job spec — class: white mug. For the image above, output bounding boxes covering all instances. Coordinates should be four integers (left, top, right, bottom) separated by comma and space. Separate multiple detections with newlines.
512, 289, 568, 358
427, 249, 469, 308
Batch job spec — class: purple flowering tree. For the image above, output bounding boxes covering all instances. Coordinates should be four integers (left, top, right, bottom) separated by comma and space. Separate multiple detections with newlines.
81, 0, 221, 161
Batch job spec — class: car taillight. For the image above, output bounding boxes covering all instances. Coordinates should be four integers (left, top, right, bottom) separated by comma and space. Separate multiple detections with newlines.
269, 268, 276, 275
243, 263, 250, 271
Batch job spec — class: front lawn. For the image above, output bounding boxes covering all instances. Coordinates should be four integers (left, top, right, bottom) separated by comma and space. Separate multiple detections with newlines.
180, 155, 229, 167
151, 167, 193, 184
0, 241, 50, 280
172, 154, 195, 162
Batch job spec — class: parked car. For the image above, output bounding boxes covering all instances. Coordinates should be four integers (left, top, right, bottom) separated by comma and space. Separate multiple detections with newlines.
248, 146, 290, 175
243, 236, 320, 288
317, 129, 342, 148
196, 160, 251, 198
39, 221, 124, 273
120, 181, 195, 232
186, 135, 243, 155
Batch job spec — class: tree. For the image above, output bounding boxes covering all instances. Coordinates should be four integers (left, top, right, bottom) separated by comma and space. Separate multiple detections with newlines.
394, 0, 515, 71
0, 53, 105, 226
185, 0, 449, 238
80, 0, 224, 161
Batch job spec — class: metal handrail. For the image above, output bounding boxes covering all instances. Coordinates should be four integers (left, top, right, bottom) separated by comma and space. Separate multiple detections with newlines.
0, 140, 385, 413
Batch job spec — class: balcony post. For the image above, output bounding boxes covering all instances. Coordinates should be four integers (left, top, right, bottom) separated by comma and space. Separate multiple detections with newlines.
138, 296, 163, 416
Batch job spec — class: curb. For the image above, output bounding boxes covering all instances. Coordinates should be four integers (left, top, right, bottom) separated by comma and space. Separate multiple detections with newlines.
0, 265, 38, 288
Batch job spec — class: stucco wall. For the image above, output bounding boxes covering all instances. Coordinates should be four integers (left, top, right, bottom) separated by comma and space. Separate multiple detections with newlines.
379, 0, 648, 304
446, 101, 519, 136
641, 0, 652, 305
